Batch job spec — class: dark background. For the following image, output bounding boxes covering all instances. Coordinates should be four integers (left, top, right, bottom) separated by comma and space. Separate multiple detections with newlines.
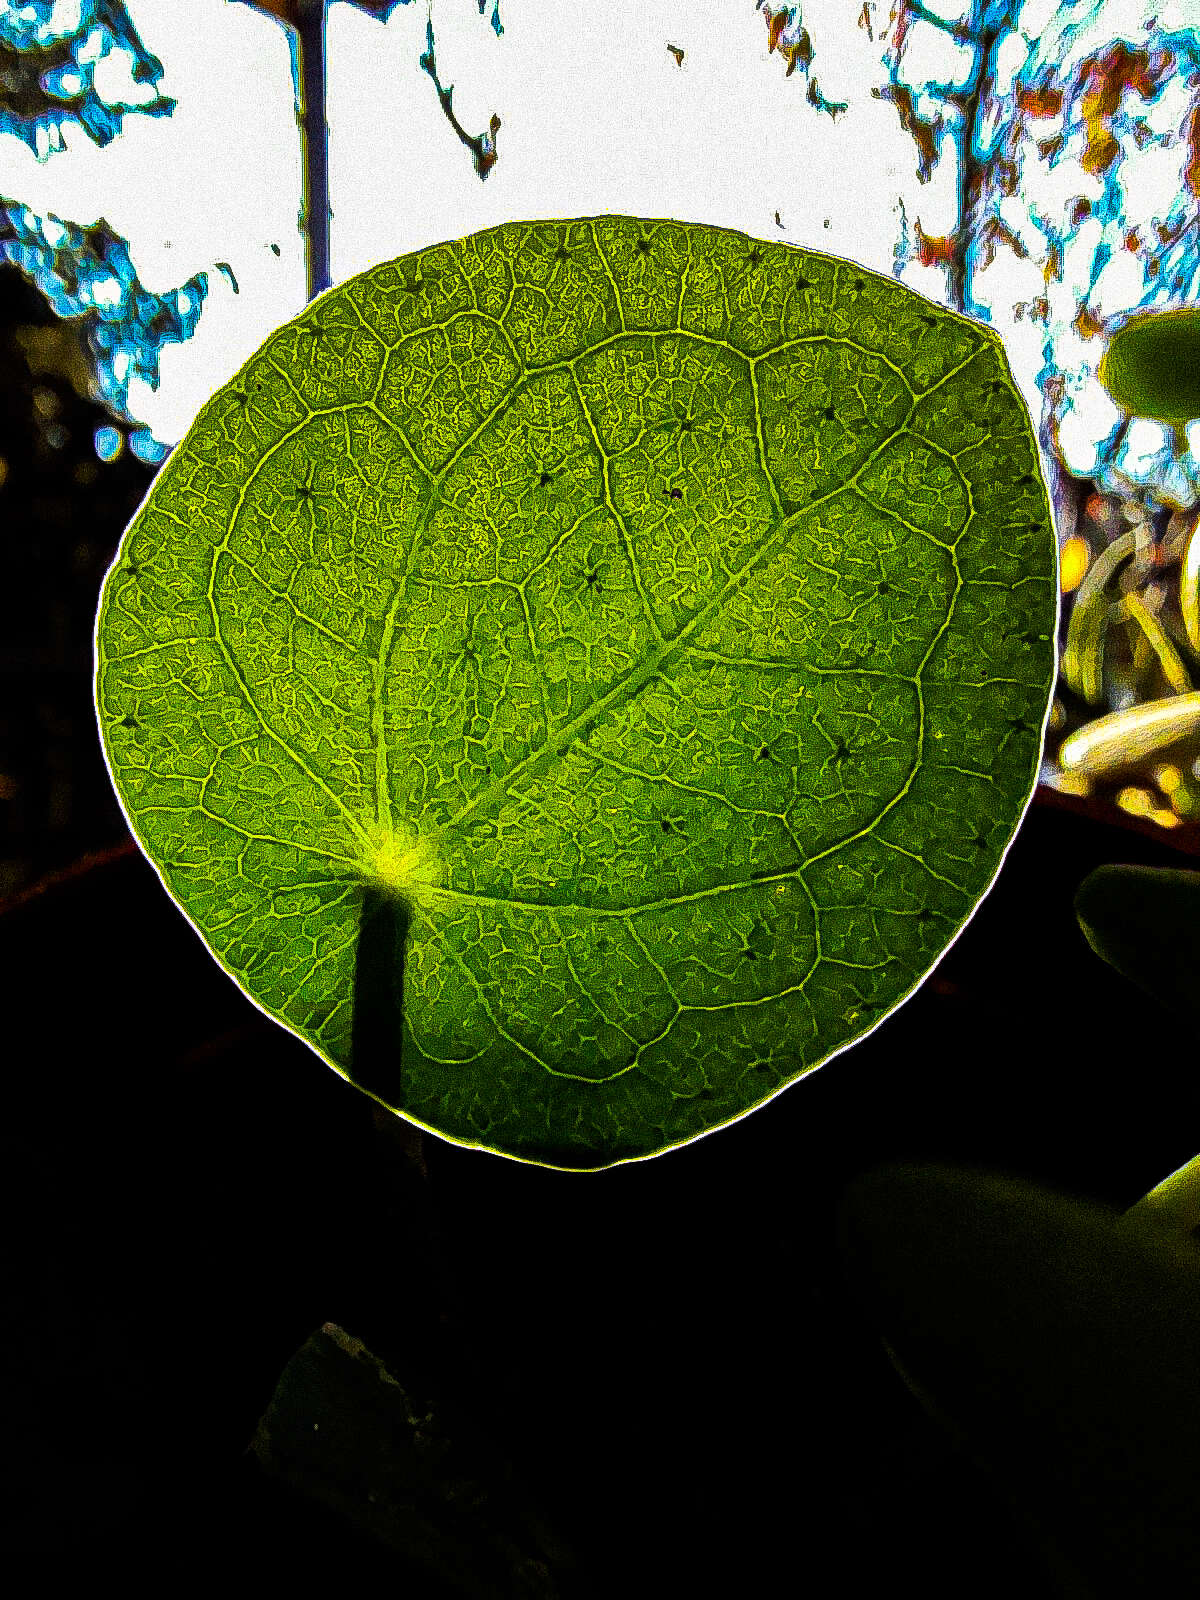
5, 258, 1200, 1593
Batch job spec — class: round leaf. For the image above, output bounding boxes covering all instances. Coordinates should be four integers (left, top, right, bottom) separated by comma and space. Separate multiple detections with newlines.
1097, 306, 1200, 427
94, 215, 1057, 1169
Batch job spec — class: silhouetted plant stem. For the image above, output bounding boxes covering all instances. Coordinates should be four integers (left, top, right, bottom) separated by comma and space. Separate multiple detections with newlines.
294, 0, 331, 300
350, 889, 480, 1401
350, 885, 410, 1106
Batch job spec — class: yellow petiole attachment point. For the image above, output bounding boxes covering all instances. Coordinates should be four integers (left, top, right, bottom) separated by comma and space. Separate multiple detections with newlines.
359, 821, 443, 907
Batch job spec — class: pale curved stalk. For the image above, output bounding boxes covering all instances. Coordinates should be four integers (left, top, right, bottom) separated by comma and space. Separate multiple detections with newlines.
1119, 589, 1193, 695
1057, 689, 1200, 779
1181, 518, 1200, 657
1060, 529, 1137, 704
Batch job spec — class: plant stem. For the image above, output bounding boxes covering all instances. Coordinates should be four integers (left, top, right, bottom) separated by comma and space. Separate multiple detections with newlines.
294, 0, 331, 300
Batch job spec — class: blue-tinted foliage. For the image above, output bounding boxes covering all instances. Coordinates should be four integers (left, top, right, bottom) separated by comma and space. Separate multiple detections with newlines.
0, 0, 197, 456
0, 0, 175, 157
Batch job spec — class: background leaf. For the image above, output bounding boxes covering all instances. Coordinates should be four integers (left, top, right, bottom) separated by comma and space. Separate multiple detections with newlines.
836, 1162, 1200, 1596
94, 214, 1057, 1168
1073, 862, 1200, 1034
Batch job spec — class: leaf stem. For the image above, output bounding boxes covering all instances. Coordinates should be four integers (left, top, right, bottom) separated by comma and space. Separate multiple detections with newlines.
350, 883, 410, 1106
293, 0, 330, 301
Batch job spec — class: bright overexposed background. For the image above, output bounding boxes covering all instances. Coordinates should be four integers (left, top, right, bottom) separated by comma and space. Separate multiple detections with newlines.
1, 0, 1196, 515
0, 0, 991, 447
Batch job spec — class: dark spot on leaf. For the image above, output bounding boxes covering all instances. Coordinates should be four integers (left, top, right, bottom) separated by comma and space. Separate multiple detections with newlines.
877, 581, 889, 595
756, 744, 773, 761
748, 248, 763, 266
405, 276, 424, 294
636, 237, 651, 255
742, 948, 757, 961
823, 404, 836, 420
538, 470, 553, 487
269, 243, 280, 255
780, 498, 804, 516
972, 833, 988, 850
852, 276, 864, 290
921, 315, 937, 327
916, 908, 935, 923
796, 273, 811, 290
679, 417, 693, 432
833, 739, 850, 761
661, 819, 672, 832
232, 387, 248, 406
1016, 472, 1033, 485
666, 486, 683, 500
554, 245, 570, 261
119, 715, 139, 730
484, 765, 492, 774
584, 569, 601, 591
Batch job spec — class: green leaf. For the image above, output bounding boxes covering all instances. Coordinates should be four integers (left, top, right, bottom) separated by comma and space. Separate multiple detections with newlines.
1074, 863, 1200, 1034
94, 215, 1057, 1168
1097, 306, 1200, 427
836, 1162, 1200, 1595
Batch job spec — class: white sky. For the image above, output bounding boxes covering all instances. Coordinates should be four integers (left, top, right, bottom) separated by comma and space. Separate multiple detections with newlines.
0, 0, 962, 446
2, 0, 1179, 485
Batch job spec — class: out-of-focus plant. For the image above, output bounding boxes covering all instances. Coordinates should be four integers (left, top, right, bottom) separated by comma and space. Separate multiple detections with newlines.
1056, 306, 1200, 823
0, 0, 203, 462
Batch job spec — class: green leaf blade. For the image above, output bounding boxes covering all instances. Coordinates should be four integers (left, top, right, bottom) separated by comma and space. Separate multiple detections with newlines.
95, 215, 1058, 1169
